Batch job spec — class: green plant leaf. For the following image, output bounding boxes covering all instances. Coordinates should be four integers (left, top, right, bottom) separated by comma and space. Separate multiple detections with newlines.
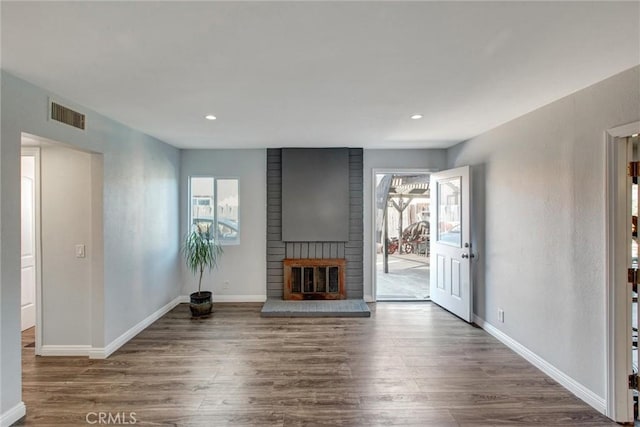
182, 223, 224, 293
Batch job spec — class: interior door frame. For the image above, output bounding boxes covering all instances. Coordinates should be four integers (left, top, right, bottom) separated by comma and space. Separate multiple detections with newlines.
370, 168, 436, 301
605, 121, 640, 422
21, 146, 43, 355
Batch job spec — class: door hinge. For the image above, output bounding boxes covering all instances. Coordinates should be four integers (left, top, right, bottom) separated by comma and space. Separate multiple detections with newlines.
629, 268, 638, 293
629, 373, 638, 390
629, 162, 640, 178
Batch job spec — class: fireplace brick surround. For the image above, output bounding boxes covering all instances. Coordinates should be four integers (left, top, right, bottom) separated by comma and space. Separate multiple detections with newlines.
266, 148, 363, 299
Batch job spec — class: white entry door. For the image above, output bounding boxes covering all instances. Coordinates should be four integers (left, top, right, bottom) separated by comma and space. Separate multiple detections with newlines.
21, 154, 37, 331
429, 166, 473, 322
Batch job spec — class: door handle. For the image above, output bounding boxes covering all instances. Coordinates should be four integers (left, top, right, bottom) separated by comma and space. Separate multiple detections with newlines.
462, 253, 475, 259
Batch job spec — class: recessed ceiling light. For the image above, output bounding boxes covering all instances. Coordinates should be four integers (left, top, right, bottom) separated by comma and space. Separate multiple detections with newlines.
410, 114, 423, 120
205, 114, 217, 120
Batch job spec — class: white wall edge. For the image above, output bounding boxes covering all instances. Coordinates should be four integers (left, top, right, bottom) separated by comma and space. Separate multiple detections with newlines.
364, 294, 375, 303
40, 345, 92, 357
474, 315, 607, 415
89, 295, 184, 359
211, 294, 266, 303
0, 402, 26, 427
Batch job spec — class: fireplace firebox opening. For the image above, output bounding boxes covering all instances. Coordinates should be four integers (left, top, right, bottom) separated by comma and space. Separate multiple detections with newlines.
283, 258, 346, 300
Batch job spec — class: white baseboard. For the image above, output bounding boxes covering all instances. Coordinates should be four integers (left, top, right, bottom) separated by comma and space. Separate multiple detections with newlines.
89, 295, 184, 359
474, 315, 606, 415
40, 345, 92, 356
0, 402, 25, 427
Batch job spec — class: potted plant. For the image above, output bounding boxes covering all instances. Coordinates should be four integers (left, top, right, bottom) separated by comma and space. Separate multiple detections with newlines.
183, 223, 224, 317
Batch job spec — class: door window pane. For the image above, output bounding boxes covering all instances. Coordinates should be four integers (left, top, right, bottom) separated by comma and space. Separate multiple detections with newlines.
437, 177, 461, 247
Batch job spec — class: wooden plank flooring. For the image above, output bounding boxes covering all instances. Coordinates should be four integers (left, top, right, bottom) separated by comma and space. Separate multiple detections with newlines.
18, 302, 614, 426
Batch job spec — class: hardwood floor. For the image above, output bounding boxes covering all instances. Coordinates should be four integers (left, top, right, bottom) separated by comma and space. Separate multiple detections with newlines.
19, 302, 614, 426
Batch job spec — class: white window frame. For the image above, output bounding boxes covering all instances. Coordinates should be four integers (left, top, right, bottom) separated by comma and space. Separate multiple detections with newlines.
189, 175, 240, 246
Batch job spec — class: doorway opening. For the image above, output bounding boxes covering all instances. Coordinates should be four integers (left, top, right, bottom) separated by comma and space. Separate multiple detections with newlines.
20, 147, 40, 353
606, 121, 640, 423
374, 172, 430, 301
20, 133, 104, 358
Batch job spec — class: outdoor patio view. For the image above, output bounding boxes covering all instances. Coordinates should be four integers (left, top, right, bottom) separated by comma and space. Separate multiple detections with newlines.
375, 173, 430, 300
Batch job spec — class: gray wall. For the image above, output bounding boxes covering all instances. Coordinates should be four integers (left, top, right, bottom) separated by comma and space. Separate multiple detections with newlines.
101, 117, 181, 346
180, 150, 267, 301
446, 66, 640, 400
362, 149, 447, 300
1, 71, 181, 416
267, 148, 363, 298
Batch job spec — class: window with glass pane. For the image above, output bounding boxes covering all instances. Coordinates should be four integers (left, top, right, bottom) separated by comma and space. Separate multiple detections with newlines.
216, 179, 239, 244
189, 177, 239, 245
437, 177, 462, 247
191, 177, 215, 234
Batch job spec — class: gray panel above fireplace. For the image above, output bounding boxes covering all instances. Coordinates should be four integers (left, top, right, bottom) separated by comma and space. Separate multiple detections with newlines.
281, 148, 349, 242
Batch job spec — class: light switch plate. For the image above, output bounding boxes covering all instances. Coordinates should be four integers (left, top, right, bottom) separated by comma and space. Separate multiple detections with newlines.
75, 244, 86, 258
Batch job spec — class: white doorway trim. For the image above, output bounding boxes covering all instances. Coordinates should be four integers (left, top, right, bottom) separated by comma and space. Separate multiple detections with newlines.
20, 146, 43, 355
21, 132, 106, 357
370, 167, 436, 301
605, 120, 640, 422
21, 145, 42, 355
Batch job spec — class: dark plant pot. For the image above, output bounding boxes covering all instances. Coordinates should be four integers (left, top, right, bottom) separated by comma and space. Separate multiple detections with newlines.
190, 291, 212, 318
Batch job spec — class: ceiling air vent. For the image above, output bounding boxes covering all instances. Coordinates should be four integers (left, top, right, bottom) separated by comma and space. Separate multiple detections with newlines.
50, 101, 86, 130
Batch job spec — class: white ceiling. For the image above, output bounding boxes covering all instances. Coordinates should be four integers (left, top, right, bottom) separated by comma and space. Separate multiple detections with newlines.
2, 1, 639, 149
